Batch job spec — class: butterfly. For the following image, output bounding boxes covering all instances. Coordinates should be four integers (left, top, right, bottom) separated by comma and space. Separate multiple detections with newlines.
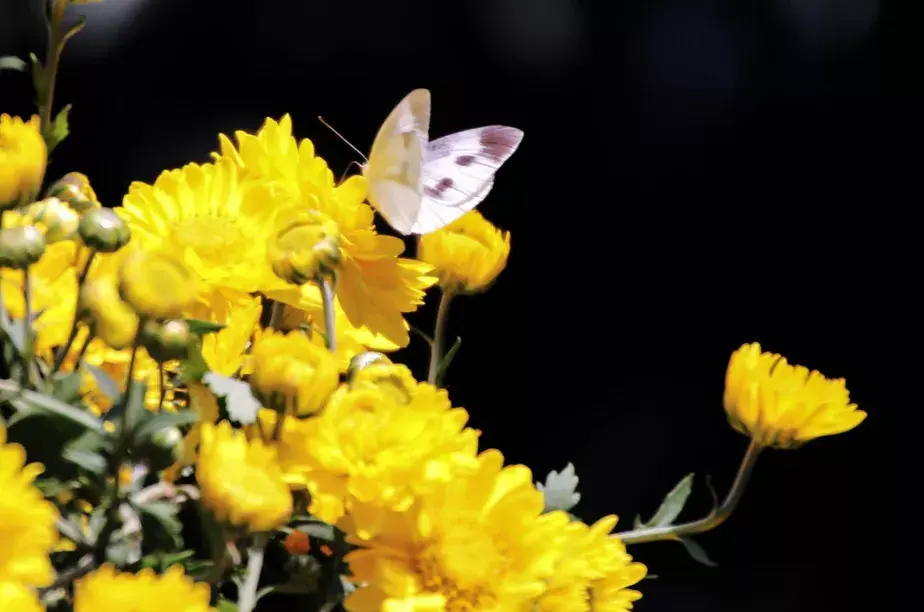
361, 88, 524, 236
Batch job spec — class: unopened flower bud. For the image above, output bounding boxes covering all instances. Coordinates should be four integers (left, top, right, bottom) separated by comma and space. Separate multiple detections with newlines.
144, 426, 184, 467
349, 360, 417, 404
140, 319, 192, 363
46, 172, 98, 212
79, 277, 139, 350
269, 209, 342, 285
347, 351, 391, 380
0, 225, 46, 269
78, 208, 130, 252
23, 197, 80, 243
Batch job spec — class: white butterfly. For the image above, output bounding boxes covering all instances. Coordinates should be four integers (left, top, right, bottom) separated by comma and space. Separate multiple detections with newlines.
362, 88, 524, 236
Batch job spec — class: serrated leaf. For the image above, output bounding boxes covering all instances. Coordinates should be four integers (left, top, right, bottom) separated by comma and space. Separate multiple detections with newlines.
641, 473, 695, 528
51, 371, 85, 403
185, 318, 226, 335
87, 364, 121, 401
0, 56, 27, 71
537, 463, 581, 513
435, 336, 461, 386
45, 104, 72, 153
677, 536, 718, 567
203, 372, 260, 425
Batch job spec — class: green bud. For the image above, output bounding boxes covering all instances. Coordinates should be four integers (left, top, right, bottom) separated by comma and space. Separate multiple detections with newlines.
46, 172, 98, 212
347, 351, 391, 381
140, 319, 192, 363
78, 208, 130, 252
143, 426, 184, 469
0, 225, 46, 269
24, 197, 80, 243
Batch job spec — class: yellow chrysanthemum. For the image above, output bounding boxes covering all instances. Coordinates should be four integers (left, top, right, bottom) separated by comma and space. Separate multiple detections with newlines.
197, 420, 293, 532
342, 449, 565, 611
73, 564, 212, 612
418, 209, 511, 294
724, 342, 867, 449
187, 289, 262, 376
118, 247, 199, 319
214, 115, 437, 348
538, 514, 646, 612
257, 363, 479, 529
0, 114, 46, 208
0, 581, 42, 612
119, 159, 281, 294
170, 382, 221, 474
79, 275, 139, 350
0, 427, 59, 588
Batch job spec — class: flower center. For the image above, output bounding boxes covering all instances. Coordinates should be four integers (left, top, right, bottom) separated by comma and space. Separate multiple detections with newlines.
415, 522, 502, 611
171, 217, 248, 260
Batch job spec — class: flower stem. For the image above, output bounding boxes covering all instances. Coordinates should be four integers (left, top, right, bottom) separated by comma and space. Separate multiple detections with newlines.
51, 250, 95, 375
39, 0, 69, 137
616, 440, 763, 545
156, 362, 166, 411
427, 291, 454, 385
21, 267, 34, 387
319, 275, 336, 352
238, 534, 268, 612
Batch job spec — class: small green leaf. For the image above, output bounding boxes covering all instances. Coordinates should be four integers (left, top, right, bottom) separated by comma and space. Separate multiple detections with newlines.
677, 536, 719, 568
641, 473, 695, 528
60, 16, 87, 49
435, 336, 461, 386
45, 104, 72, 153
132, 410, 200, 446
0, 56, 27, 71
29, 53, 47, 102
179, 342, 210, 383
139, 549, 196, 571
51, 371, 85, 403
87, 364, 121, 401
62, 449, 108, 475
203, 372, 260, 425
537, 463, 581, 513
0, 316, 27, 354
185, 319, 226, 335
217, 598, 238, 612
36, 477, 75, 498
6, 384, 105, 433
138, 501, 184, 549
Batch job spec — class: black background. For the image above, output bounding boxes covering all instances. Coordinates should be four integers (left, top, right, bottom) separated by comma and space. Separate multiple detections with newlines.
1, 0, 902, 609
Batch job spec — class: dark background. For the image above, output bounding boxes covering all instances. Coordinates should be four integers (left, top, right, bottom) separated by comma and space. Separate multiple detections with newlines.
2, 0, 901, 609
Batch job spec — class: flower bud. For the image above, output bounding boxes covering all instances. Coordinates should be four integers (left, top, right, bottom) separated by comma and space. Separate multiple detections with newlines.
0, 114, 46, 210
45, 171, 98, 212
78, 208, 130, 252
269, 209, 342, 285
349, 360, 417, 404
347, 351, 391, 380
119, 248, 198, 319
23, 197, 80, 243
0, 225, 46, 269
249, 329, 339, 416
140, 318, 191, 363
138, 426, 184, 469
79, 277, 139, 350
418, 210, 510, 294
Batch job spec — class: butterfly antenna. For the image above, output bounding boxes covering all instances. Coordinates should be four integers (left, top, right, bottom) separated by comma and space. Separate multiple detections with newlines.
337, 160, 365, 184
318, 116, 368, 164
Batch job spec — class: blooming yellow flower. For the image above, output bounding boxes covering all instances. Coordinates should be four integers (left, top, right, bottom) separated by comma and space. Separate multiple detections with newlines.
80, 275, 139, 350
188, 289, 262, 376
119, 247, 199, 319
257, 363, 479, 529
0, 427, 59, 588
214, 115, 437, 349
248, 329, 340, 416
724, 342, 867, 448
73, 564, 212, 612
0, 581, 42, 612
342, 449, 565, 611
197, 420, 293, 532
537, 514, 646, 612
418, 209, 511, 294
0, 114, 46, 208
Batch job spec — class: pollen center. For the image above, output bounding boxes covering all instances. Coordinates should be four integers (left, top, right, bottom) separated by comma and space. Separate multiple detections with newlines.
172, 217, 247, 259
415, 523, 502, 610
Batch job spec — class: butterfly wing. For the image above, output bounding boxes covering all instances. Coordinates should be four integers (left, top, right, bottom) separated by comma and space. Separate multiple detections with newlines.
364, 89, 432, 235
410, 125, 524, 234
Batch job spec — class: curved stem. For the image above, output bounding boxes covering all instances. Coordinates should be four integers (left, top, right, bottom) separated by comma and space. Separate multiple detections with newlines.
427, 291, 454, 385
319, 276, 336, 352
617, 440, 763, 545
39, 1, 67, 135
156, 362, 166, 412
51, 250, 95, 375
238, 534, 268, 612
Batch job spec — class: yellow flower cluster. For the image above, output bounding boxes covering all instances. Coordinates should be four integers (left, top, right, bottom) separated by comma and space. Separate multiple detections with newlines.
73, 564, 212, 611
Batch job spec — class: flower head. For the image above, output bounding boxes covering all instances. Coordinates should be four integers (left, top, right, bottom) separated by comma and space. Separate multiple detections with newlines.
80, 275, 139, 350
269, 207, 342, 285
73, 564, 212, 612
724, 343, 867, 449
196, 420, 293, 532
78, 207, 130, 252
248, 329, 340, 416
342, 450, 565, 611
188, 289, 262, 377
418, 210, 510, 294
119, 247, 198, 319
46, 171, 99, 212
0, 427, 59, 588
0, 225, 45, 269
0, 581, 42, 612
0, 114, 46, 208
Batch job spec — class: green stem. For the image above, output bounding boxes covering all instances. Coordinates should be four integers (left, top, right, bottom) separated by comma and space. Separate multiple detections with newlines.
616, 440, 763, 545
21, 267, 33, 388
39, 0, 67, 136
238, 534, 268, 612
156, 362, 166, 411
51, 250, 95, 375
319, 275, 336, 352
427, 291, 453, 385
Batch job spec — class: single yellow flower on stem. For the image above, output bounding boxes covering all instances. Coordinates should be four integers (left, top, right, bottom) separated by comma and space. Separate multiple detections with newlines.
196, 420, 293, 532
73, 564, 212, 612
248, 329, 340, 417
0, 114, 46, 209
724, 342, 867, 449
342, 449, 565, 612
118, 247, 199, 319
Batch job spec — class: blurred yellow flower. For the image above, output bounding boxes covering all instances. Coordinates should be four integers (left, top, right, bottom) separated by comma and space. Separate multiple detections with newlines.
537, 514, 646, 612
197, 420, 293, 532
269, 207, 342, 285
268, 304, 387, 369
257, 365, 479, 529
0, 581, 42, 612
214, 115, 437, 349
118, 247, 199, 319
342, 449, 564, 611
0, 114, 46, 208
73, 564, 212, 612
418, 209, 510, 294
189, 289, 262, 376
0, 427, 59, 588
21, 197, 80, 243
248, 329, 339, 416
80, 275, 139, 350
724, 343, 867, 449
171, 382, 221, 473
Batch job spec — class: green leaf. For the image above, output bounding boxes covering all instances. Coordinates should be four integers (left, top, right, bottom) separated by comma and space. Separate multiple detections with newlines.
6, 384, 105, 433
45, 104, 72, 153
51, 371, 85, 403
179, 342, 210, 383
137, 500, 184, 549
29, 53, 47, 102
36, 477, 75, 498
139, 549, 196, 571
0, 316, 27, 354
537, 462, 581, 513
435, 336, 462, 386
62, 448, 108, 475
638, 473, 695, 529
185, 318, 226, 335
217, 599, 238, 612
203, 372, 260, 425
86, 364, 121, 401
293, 520, 337, 542
0, 56, 27, 71
132, 409, 200, 446
677, 536, 719, 568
